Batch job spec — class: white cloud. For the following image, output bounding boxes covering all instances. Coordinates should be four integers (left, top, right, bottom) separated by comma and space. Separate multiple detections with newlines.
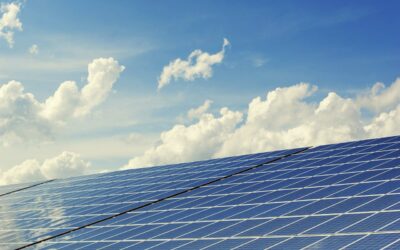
187, 99, 213, 120
0, 2, 22, 48
41, 57, 125, 119
365, 105, 400, 138
0, 151, 90, 186
218, 87, 366, 156
40, 80, 81, 121
0, 80, 52, 147
125, 78, 400, 169
29, 44, 39, 55
40, 151, 90, 179
0, 57, 124, 146
123, 107, 242, 169
246, 83, 317, 130
157, 38, 230, 90
356, 78, 400, 113
76, 57, 125, 116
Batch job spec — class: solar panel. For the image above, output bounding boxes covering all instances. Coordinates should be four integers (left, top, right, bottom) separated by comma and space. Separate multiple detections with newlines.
0, 148, 302, 249
2, 135, 400, 249
27, 135, 400, 250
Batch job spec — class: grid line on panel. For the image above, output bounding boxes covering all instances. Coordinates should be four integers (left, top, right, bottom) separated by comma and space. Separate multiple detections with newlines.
382, 237, 400, 250
1, 150, 301, 247
17, 150, 287, 189
75, 209, 400, 228
5, 139, 396, 211
5, 210, 400, 241
23, 232, 400, 249
155, 179, 400, 206
0, 153, 295, 212
6, 135, 400, 250
26, 230, 400, 242
0, 180, 55, 198
16, 147, 310, 249
46, 137, 398, 248
7, 159, 399, 217
0, 166, 248, 202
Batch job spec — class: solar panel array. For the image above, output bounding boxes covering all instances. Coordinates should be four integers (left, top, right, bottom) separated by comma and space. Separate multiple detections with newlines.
1, 135, 400, 249
0, 148, 302, 249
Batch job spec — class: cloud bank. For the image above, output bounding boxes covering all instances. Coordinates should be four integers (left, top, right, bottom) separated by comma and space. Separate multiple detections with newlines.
158, 38, 230, 90
125, 78, 400, 169
0, 57, 124, 147
0, 1, 22, 48
124, 107, 242, 169
0, 151, 90, 186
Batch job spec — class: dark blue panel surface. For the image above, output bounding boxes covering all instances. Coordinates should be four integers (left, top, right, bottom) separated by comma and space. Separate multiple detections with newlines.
5, 135, 400, 249
0, 148, 299, 249
345, 233, 400, 249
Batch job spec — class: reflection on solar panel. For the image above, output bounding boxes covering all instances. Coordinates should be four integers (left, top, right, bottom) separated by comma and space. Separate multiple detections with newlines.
0, 148, 302, 249
1, 136, 400, 250
0, 181, 52, 197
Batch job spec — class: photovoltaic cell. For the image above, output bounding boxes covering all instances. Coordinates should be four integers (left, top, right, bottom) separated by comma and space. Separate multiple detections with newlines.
0, 148, 301, 249
2, 135, 400, 249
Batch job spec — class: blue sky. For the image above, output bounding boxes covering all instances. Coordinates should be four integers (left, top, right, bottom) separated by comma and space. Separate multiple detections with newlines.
1, 0, 400, 184
9, 1, 400, 94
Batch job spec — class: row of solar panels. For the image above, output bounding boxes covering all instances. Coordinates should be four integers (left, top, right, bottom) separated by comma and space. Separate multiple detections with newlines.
1, 135, 400, 249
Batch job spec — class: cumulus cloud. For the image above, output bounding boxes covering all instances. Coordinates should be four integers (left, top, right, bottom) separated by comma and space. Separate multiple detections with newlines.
187, 99, 213, 120
29, 44, 39, 55
123, 107, 242, 169
356, 78, 400, 113
218, 86, 366, 156
0, 151, 90, 186
125, 77, 400, 169
365, 105, 400, 138
0, 57, 124, 146
157, 38, 230, 90
76, 57, 125, 116
0, 2, 22, 48
41, 57, 125, 119
0, 80, 51, 147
